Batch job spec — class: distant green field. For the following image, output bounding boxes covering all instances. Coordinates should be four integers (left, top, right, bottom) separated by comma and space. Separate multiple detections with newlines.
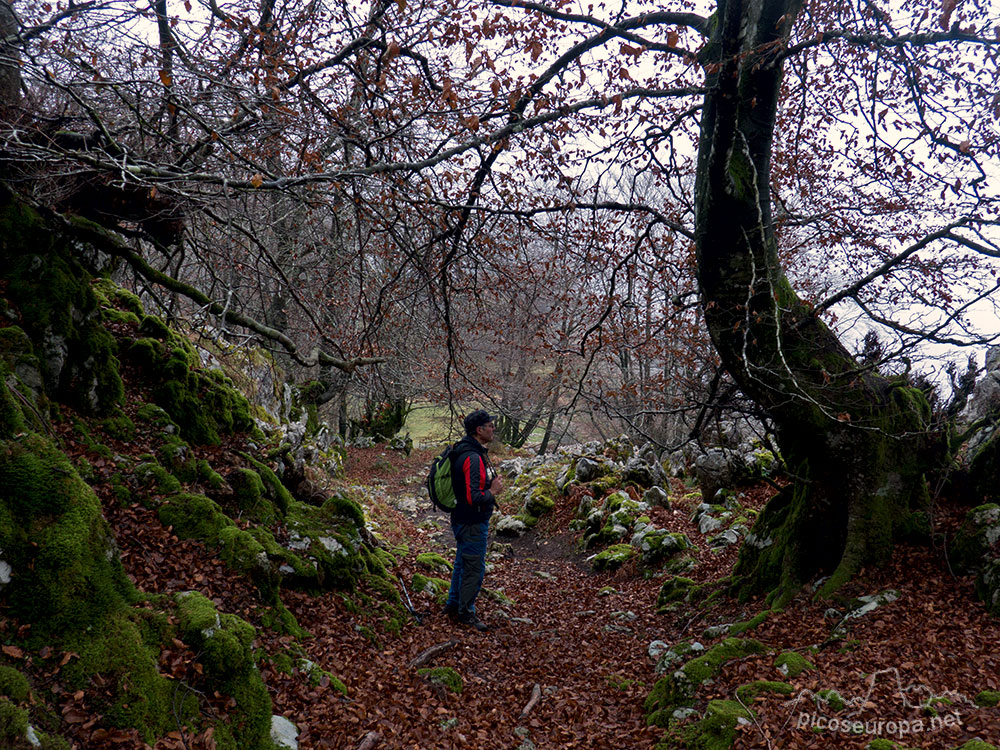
403, 403, 466, 447
402, 402, 550, 452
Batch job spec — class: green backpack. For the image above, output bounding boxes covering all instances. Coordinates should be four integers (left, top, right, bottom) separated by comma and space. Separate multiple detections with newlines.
427, 444, 459, 512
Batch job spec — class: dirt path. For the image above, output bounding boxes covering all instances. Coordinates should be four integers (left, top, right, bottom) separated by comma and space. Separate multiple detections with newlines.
271, 447, 676, 749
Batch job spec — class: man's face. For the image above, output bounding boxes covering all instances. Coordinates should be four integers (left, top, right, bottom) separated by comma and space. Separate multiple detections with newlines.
476, 420, 496, 444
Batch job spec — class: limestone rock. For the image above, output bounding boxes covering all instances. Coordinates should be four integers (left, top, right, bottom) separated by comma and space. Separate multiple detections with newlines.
270, 715, 299, 750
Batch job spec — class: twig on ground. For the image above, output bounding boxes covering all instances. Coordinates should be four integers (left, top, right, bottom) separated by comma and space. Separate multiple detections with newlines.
357, 730, 381, 750
408, 639, 459, 669
519, 683, 542, 719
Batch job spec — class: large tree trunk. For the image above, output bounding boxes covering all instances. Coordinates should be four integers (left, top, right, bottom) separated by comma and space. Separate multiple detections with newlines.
695, 0, 935, 605
0, 0, 20, 122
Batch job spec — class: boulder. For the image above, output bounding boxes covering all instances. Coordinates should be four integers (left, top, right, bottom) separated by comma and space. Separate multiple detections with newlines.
694, 449, 747, 503
643, 486, 670, 508
623, 456, 655, 487
951, 504, 1000, 573
575, 456, 602, 483
494, 515, 528, 537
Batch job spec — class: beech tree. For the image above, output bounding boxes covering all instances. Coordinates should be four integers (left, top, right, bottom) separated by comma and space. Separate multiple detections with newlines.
2, 0, 998, 600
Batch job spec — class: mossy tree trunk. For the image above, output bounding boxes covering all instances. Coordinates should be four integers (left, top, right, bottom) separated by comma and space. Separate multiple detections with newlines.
0, 0, 19, 121
695, 0, 936, 605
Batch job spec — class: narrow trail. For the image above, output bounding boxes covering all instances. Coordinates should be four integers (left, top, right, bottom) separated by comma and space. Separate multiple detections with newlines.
268, 446, 691, 750
102, 442, 1000, 749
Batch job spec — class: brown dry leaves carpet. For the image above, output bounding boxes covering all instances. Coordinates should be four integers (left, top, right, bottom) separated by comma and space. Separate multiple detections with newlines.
19, 433, 1000, 750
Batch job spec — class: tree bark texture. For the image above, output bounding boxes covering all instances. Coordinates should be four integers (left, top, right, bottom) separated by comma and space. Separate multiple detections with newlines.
0, 0, 20, 121
694, 0, 935, 604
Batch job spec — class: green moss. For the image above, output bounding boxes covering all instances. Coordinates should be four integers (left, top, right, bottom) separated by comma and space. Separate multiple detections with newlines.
157, 492, 234, 546
0, 206, 124, 414
680, 699, 753, 750
240, 453, 292, 516
412, 573, 449, 602
637, 530, 693, 566
99, 409, 136, 441
218, 526, 267, 573
258, 601, 310, 639
0, 699, 29, 743
229, 468, 277, 523
951, 743, 997, 750
974, 690, 1000, 707
728, 611, 769, 635
644, 638, 767, 725
134, 401, 177, 431
196, 459, 227, 491
816, 689, 846, 711
0, 433, 136, 635
0, 667, 29, 702
525, 475, 558, 517
0, 375, 27, 439
130, 338, 257, 446
593, 544, 636, 571
64, 611, 182, 740
950, 504, 1000, 573
175, 592, 272, 747
656, 576, 701, 609
417, 667, 463, 694
734, 680, 793, 704
321, 492, 366, 528
682, 638, 768, 686
774, 651, 815, 678
415, 552, 452, 573
94, 279, 144, 317
134, 460, 183, 498
138, 315, 171, 340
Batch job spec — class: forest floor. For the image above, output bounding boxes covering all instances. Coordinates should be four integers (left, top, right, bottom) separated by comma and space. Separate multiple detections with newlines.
35, 436, 1000, 750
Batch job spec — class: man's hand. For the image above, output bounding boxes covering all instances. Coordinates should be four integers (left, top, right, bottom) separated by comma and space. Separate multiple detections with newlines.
489, 476, 504, 496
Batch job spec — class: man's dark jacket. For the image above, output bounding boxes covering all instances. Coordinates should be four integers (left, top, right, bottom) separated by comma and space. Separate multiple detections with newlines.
449, 435, 495, 525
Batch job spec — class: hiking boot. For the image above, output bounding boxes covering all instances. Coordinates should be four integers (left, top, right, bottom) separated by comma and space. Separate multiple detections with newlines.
443, 602, 458, 618
457, 611, 488, 632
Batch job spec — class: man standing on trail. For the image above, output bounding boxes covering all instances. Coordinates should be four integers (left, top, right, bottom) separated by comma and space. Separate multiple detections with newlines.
444, 409, 503, 632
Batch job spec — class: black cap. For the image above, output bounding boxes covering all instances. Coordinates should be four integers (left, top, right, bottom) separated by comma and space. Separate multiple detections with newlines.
463, 409, 496, 434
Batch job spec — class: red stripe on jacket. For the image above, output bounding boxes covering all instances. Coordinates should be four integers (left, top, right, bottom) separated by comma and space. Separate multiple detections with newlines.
461, 455, 486, 505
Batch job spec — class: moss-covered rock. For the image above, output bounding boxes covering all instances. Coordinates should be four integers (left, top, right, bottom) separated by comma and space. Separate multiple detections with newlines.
417, 667, 463, 693
644, 638, 768, 726
0, 698, 29, 744
415, 552, 452, 573
970, 429, 1000, 504
240, 454, 293, 516
63, 610, 183, 740
656, 576, 702, 610
99, 409, 136, 441
128, 336, 257, 446
0, 667, 29, 702
951, 742, 996, 750
774, 651, 815, 678
0, 373, 28, 440
134, 460, 183, 498
412, 573, 449, 602
593, 544, 636, 571
0, 433, 135, 635
679, 699, 753, 750
950, 504, 1000, 574
0, 195, 124, 415
175, 592, 272, 748
157, 492, 234, 546
635, 530, 692, 566
229, 468, 277, 524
